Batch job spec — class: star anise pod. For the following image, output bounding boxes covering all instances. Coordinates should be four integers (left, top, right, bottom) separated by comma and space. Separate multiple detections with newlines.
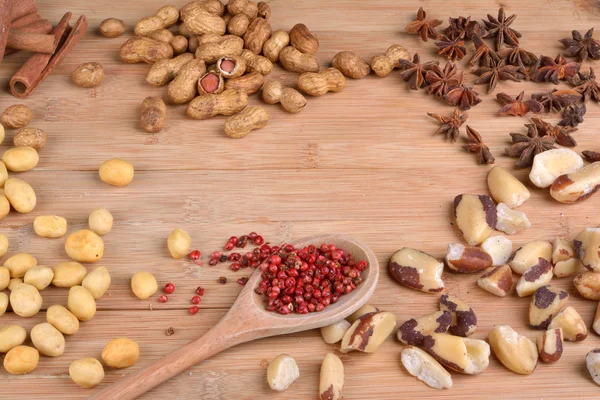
405, 7, 443, 42
531, 54, 581, 84
568, 68, 600, 103
425, 62, 464, 97
427, 108, 468, 141
498, 45, 538, 66
529, 117, 578, 147
399, 54, 439, 90
468, 35, 500, 67
558, 103, 586, 127
444, 85, 483, 110
531, 88, 581, 113
444, 16, 486, 40
506, 123, 556, 168
482, 7, 522, 50
582, 150, 600, 163
559, 28, 600, 62
435, 33, 467, 61
496, 91, 543, 116
516, 58, 540, 81
462, 126, 494, 164
473, 58, 520, 93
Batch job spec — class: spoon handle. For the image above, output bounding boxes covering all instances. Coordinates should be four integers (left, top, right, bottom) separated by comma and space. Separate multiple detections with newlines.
89, 318, 252, 400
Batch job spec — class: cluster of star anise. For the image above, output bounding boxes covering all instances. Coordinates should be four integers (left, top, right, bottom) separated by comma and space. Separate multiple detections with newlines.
404, 6, 600, 166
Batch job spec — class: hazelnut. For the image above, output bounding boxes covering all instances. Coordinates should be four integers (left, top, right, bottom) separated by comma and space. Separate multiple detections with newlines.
515, 258, 554, 297
397, 310, 452, 345
340, 311, 396, 353
529, 148, 583, 188
389, 248, 444, 293
508, 240, 552, 275
401, 345, 452, 390
477, 264, 513, 297
573, 271, 600, 300
488, 325, 537, 375
453, 194, 496, 245
445, 243, 492, 273
487, 166, 530, 208
480, 236, 513, 266
550, 161, 600, 203
439, 294, 477, 337
495, 203, 531, 235
423, 333, 490, 374
548, 306, 587, 342
536, 328, 563, 363
529, 285, 569, 329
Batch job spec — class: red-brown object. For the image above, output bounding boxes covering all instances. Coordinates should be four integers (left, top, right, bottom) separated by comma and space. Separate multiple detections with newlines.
0, 0, 14, 64
11, 10, 41, 28
7, 31, 55, 53
10, 13, 88, 98
11, 0, 36, 21
15, 18, 52, 33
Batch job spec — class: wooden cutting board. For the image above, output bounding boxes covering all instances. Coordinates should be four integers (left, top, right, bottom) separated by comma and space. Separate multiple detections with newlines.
1, 0, 600, 398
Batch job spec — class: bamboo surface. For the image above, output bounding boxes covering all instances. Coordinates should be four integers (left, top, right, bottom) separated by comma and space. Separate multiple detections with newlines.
1, 0, 600, 398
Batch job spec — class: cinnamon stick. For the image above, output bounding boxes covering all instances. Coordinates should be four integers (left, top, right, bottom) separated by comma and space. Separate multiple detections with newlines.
0, 0, 14, 64
17, 18, 52, 34
10, 11, 40, 29
11, 0, 36, 21
10, 13, 89, 98
7, 31, 56, 53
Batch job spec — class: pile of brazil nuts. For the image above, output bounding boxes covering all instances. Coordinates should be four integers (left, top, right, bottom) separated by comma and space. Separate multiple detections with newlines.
384, 162, 600, 388
105, 0, 405, 139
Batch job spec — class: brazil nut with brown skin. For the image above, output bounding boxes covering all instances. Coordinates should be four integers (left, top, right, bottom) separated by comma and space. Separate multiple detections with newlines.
453, 194, 497, 245
397, 311, 452, 346
548, 306, 587, 342
529, 285, 569, 329
340, 311, 396, 353
508, 240, 552, 275
439, 294, 477, 337
389, 248, 444, 293
445, 243, 492, 273
574, 228, 600, 272
477, 264, 513, 297
516, 258, 554, 297
423, 333, 490, 374
537, 328, 563, 363
550, 162, 600, 203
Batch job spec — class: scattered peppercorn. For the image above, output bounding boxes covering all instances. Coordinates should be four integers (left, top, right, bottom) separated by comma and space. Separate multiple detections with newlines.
191, 295, 201, 304
158, 295, 168, 303
166, 327, 175, 336
238, 277, 249, 286
189, 306, 199, 315
163, 283, 175, 294
196, 286, 205, 296
218, 276, 227, 284
219, 254, 228, 263
189, 250, 201, 261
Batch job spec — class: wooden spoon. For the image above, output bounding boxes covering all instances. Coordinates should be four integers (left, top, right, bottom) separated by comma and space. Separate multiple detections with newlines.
90, 234, 379, 399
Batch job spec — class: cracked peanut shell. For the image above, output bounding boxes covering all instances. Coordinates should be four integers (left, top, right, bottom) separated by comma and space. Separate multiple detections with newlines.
529, 285, 569, 329
453, 194, 496, 245
397, 310, 452, 345
439, 294, 477, 337
389, 248, 444, 293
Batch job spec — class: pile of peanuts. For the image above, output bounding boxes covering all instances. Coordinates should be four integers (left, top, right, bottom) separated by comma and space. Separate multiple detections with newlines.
99, 0, 408, 139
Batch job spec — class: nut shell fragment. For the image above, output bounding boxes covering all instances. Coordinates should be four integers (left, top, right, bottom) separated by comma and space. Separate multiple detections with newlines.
389, 248, 444, 293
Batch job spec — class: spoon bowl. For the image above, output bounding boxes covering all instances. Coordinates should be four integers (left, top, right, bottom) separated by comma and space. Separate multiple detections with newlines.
90, 234, 379, 400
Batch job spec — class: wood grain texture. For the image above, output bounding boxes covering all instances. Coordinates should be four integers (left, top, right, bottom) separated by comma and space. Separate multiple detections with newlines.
0, 0, 599, 398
